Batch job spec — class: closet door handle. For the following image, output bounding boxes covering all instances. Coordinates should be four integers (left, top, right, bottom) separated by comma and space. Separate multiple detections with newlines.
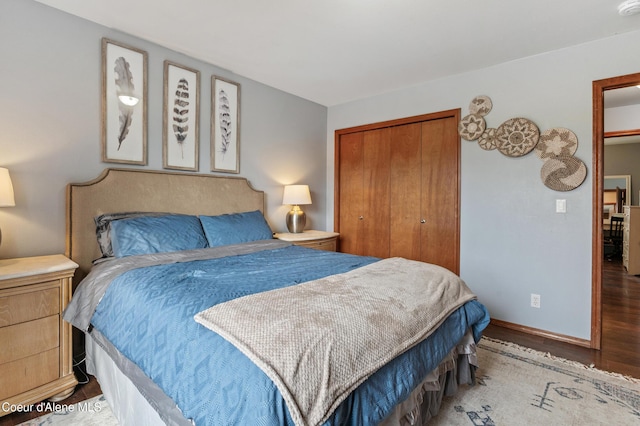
420, 219, 426, 223
359, 216, 364, 220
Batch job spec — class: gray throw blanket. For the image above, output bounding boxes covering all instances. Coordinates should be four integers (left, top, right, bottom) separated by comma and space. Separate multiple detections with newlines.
195, 257, 477, 426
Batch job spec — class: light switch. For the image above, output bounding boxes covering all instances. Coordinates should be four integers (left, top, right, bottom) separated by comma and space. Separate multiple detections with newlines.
556, 199, 566, 213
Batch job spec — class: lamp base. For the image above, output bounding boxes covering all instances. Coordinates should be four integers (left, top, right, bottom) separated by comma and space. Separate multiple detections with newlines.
286, 206, 306, 233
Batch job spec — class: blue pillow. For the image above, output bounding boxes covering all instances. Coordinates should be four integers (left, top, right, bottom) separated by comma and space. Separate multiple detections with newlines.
199, 210, 273, 247
94, 211, 170, 258
110, 214, 208, 258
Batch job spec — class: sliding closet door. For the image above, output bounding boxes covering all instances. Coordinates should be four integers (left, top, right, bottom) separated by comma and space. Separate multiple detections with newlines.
337, 132, 364, 255
362, 128, 391, 258
337, 129, 390, 257
335, 109, 460, 272
420, 116, 460, 274
389, 123, 422, 259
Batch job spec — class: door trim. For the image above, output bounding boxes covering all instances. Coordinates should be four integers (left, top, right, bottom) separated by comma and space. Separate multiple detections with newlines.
592, 72, 640, 350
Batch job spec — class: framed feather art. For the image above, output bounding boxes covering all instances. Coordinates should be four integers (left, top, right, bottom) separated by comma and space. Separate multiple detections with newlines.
211, 76, 240, 174
101, 38, 148, 165
163, 61, 200, 171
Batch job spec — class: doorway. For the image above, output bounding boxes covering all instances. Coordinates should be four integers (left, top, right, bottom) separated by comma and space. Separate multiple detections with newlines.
592, 72, 640, 349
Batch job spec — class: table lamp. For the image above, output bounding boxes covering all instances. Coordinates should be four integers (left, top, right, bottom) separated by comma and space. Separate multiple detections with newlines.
282, 185, 311, 233
0, 167, 15, 247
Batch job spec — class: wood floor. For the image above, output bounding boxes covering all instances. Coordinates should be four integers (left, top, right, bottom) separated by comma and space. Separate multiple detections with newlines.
2, 257, 638, 425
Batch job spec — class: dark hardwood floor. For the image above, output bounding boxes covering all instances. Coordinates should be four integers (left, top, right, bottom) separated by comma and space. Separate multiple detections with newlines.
2, 257, 638, 425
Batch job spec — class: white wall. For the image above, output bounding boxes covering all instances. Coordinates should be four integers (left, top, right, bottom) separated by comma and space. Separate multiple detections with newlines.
327, 30, 640, 340
0, 0, 328, 259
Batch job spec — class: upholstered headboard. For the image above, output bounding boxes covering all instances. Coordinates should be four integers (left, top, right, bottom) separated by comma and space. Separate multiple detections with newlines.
66, 168, 264, 282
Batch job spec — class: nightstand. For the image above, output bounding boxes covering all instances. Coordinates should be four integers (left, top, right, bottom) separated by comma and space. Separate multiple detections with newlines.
274, 230, 339, 252
0, 255, 79, 416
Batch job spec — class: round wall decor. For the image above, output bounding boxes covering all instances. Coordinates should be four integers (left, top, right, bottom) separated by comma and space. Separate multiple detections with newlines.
534, 128, 578, 160
461, 94, 587, 191
469, 95, 493, 116
478, 128, 497, 150
540, 156, 587, 191
458, 114, 486, 141
495, 117, 540, 157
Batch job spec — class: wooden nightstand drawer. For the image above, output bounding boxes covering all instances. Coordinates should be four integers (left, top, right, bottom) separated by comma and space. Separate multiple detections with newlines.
0, 286, 59, 327
296, 238, 337, 251
0, 254, 78, 414
0, 348, 59, 400
0, 315, 59, 364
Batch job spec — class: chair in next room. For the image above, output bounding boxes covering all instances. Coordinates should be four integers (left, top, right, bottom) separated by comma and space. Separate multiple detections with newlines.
605, 216, 624, 260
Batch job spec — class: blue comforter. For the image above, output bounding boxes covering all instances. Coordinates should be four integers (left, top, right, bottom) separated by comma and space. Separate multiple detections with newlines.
85, 243, 489, 425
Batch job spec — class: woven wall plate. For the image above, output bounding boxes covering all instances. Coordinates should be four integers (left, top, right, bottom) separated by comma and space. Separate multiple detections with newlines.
534, 127, 578, 160
458, 114, 486, 141
540, 156, 587, 191
478, 128, 497, 150
469, 95, 493, 116
495, 117, 540, 157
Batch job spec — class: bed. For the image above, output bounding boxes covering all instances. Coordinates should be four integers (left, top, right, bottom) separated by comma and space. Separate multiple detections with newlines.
63, 168, 490, 426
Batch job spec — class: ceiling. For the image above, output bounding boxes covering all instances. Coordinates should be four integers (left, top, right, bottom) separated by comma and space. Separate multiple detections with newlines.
34, 0, 640, 106
605, 86, 640, 145
605, 85, 640, 108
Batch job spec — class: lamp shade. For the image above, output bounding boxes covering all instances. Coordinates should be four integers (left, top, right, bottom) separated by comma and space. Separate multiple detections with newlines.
0, 168, 15, 207
282, 185, 312, 205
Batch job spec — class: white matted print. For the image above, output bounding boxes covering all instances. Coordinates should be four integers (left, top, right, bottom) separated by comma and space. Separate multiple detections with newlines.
211, 76, 240, 173
101, 38, 147, 165
163, 61, 200, 171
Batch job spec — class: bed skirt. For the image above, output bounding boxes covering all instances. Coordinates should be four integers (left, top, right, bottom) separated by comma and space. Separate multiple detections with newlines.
86, 329, 478, 426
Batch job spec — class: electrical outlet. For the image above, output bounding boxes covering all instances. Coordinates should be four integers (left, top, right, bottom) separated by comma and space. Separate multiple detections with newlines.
531, 293, 541, 308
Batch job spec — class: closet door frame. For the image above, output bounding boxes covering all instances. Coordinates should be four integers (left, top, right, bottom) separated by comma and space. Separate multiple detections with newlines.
334, 108, 461, 273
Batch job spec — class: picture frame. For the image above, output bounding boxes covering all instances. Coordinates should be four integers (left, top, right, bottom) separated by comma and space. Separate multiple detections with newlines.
211, 76, 241, 173
163, 61, 200, 171
101, 38, 148, 165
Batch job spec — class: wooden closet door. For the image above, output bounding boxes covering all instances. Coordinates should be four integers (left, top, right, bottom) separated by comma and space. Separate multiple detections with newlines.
420, 116, 460, 274
362, 128, 391, 258
389, 123, 422, 259
337, 132, 364, 255
335, 109, 460, 270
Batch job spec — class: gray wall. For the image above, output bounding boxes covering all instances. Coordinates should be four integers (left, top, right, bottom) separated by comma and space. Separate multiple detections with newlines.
605, 143, 640, 205
327, 29, 640, 340
0, 0, 328, 259
5, 0, 640, 342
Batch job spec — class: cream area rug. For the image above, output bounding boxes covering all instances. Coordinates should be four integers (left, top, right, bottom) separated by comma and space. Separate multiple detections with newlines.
431, 337, 640, 425
17, 395, 117, 426
19, 338, 640, 425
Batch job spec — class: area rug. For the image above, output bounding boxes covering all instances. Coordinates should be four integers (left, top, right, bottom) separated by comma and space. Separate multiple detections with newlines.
17, 338, 640, 425
17, 395, 117, 426
431, 337, 640, 425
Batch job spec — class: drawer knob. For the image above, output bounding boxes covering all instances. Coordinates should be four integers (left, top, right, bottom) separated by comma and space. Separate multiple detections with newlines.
420, 219, 426, 223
